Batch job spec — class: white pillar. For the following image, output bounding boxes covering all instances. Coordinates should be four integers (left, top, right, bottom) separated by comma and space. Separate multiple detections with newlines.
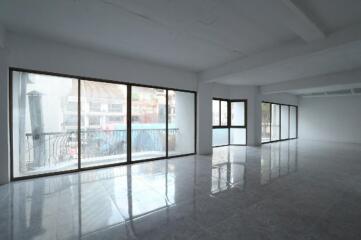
0, 25, 9, 184
254, 87, 262, 146
197, 82, 213, 155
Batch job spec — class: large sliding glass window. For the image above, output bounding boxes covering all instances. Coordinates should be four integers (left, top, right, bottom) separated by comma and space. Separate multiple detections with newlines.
131, 86, 166, 161
230, 101, 247, 145
80, 80, 127, 168
212, 99, 229, 147
290, 106, 297, 139
261, 101, 297, 144
212, 98, 247, 147
212, 128, 229, 147
261, 102, 271, 143
11, 69, 196, 179
12, 71, 78, 177
271, 104, 280, 141
220, 101, 228, 126
168, 90, 195, 156
280, 105, 289, 140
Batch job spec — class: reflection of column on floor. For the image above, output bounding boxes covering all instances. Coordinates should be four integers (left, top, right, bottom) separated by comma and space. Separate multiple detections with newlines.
244, 148, 261, 191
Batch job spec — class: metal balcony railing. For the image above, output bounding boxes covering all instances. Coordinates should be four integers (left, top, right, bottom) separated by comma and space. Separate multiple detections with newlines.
24, 128, 179, 171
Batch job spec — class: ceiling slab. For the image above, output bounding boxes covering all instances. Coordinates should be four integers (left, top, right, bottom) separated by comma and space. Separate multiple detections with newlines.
0, 0, 297, 71
200, 23, 361, 85
279, 0, 324, 42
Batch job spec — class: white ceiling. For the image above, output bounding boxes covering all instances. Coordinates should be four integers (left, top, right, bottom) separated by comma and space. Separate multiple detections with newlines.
0, 0, 300, 71
1, 0, 361, 88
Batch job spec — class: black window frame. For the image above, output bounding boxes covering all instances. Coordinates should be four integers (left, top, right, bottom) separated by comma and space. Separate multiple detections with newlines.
212, 98, 247, 147
261, 101, 298, 144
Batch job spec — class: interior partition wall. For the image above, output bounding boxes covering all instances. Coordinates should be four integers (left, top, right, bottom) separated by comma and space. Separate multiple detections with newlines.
261, 101, 298, 144
10, 68, 196, 179
212, 98, 247, 147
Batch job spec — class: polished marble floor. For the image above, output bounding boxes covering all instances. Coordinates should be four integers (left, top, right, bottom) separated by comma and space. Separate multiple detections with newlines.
1, 140, 361, 240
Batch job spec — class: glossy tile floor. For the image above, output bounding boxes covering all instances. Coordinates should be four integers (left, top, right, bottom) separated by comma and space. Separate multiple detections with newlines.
1, 140, 361, 240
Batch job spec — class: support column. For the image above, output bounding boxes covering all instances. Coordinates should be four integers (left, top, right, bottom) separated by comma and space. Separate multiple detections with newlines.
0, 25, 10, 184
197, 81, 213, 155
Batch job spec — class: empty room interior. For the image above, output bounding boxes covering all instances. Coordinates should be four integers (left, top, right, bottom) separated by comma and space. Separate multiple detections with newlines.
1, 0, 361, 239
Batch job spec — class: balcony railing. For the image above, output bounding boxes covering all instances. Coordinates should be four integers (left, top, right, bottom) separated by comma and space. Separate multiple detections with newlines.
24, 128, 179, 172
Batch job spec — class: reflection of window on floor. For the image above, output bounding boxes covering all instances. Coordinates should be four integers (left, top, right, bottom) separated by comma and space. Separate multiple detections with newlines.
260, 142, 298, 185
211, 163, 245, 193
211, 147, 246, 193
9, 160, 178, 238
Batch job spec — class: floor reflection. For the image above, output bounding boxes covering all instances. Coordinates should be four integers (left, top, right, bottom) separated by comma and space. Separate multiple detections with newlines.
0, 140, 300, 239
261, 141, 298, 185
211, 146, 246, 193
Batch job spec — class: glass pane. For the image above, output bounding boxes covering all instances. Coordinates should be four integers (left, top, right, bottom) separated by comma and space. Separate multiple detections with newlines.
168, 90, 195, 156
230, 128, 246, 145
290, 106, 297, 138
231, 101, 245, 126
212, 100, 219, 126
80, 80, 127, 168
220, 101, 228, 126
12, 71, 78, 177
212, 128, 229, 146
131, 86, 166, 161
271, 104, 280, 141
261, 103, 271, 143
281, 105, 289, 140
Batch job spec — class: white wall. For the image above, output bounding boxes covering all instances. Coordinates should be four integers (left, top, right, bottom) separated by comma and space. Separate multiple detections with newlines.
7, 33, 197, 91
299, 95, 361, 144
